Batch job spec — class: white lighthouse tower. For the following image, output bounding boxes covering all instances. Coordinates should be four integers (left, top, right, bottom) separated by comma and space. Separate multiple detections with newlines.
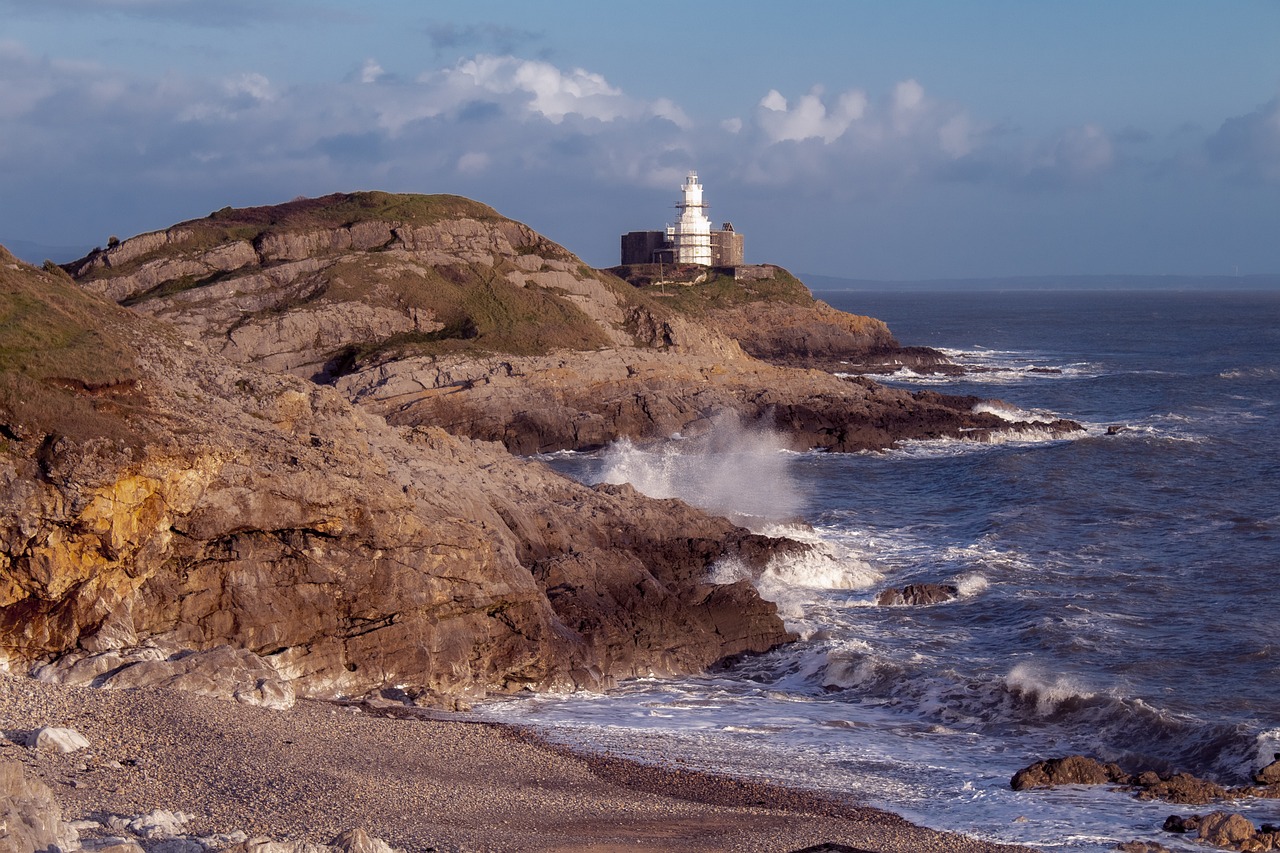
666, 171, 713, 266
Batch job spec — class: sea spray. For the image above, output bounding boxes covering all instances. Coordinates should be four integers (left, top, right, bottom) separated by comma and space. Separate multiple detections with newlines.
597, 413, 803, 528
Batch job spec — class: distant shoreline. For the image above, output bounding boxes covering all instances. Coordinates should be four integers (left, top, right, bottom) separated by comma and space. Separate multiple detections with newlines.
802, 273, 1280, 291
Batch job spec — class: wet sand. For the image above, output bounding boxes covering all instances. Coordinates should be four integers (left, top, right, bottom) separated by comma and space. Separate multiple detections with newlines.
0, 675, 1036, 852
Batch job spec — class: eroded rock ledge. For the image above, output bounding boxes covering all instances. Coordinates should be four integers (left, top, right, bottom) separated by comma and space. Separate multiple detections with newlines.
2, 250, 795, 704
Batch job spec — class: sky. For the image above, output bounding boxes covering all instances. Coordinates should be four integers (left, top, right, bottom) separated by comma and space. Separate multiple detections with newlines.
1, 0, 1278, 279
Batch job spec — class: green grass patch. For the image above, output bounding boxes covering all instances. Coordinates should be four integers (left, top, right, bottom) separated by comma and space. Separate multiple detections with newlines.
323, 262, 616, 372
638, 268, 816, 317
0, 259, 143, 445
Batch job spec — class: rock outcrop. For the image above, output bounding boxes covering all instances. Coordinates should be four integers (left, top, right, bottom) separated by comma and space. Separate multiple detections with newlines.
10, 192, 1082, 703
1010, 755, 1131, 791
1163, 811, 1280, 852
0, 757, 78, 853
1012, 754, 1280, 813
1, 249, 795, 702
875, 583, 959, 607
67, 194, 1080, 456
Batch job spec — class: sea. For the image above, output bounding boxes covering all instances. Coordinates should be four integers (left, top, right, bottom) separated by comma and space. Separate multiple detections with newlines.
478, 288, 1280, 851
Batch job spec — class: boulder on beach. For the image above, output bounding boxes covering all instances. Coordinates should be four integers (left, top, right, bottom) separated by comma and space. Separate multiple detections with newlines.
25, 725, 91, 753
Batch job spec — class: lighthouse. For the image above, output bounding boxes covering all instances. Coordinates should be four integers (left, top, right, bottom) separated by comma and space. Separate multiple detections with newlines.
666, 172, 712, 266
619, 171, 744, 267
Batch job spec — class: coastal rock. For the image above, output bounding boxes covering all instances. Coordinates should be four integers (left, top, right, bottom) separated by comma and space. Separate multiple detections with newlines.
1115, 843, 1175, 853
115, 809, 192, 840
82, 839, 145, 853
330, 828, 399, 853
1196, 811, 1261, 849
1135, 772, 1229, 805
1256, 756, 1280, 786
1164, 814, 1202, 833
0, 757, 78, 853
1010, 755, 1130, 790
875, 583, 959, 607
36, 645, 296, 710
26, 725, 91, 753
67, 193, 1081, 456
1, 253, 794, 702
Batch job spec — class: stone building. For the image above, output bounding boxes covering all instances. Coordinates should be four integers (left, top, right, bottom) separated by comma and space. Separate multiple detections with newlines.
620, 172, 744, 267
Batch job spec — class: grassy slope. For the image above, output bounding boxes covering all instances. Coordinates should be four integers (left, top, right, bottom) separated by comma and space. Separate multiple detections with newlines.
0, 249, 143, 446
638, 268, 817, 316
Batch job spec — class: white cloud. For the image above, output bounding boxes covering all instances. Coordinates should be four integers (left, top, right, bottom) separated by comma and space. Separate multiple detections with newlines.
451, 55, 633, 123
756, 85, 869, 144
0, 38, 1262, 262
360, 59, 385, 85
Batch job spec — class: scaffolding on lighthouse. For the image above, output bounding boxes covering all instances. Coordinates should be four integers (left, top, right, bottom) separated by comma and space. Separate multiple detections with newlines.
667, 171, 713, 266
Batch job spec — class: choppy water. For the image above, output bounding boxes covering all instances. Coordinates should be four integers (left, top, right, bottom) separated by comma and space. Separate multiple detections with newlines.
479, 289, 1280, 851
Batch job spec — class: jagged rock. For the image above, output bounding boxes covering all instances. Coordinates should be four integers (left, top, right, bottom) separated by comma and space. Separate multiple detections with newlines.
1164, 813, 1201, 833
1256, 757, 1280, 786
330, 828, 399, 853
1196, 811, 1259, 848
0, 757, 78, 852
1010, 755, 1131, 790
1135, 772, 1230, 805
108, 809, 192, 840
0, 253, 794, 702
82, 839, 146, 853
26, 725, 91, 753
1115, 842, 1175, 853
875, 583, 959, 607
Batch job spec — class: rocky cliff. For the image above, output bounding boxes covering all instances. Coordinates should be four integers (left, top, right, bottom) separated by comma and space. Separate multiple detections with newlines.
68, 192, 1078, 456
5, 192, 1081, 703
1, 245, 796, 704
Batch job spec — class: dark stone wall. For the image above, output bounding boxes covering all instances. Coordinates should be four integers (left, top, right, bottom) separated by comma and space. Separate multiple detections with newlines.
712, 230, 744, 267
620, 231, 668, 265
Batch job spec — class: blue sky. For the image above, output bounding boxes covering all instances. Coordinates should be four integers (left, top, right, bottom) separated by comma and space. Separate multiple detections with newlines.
2, 0, 1278, 279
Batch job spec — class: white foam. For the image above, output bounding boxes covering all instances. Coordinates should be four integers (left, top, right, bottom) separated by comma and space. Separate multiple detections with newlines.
596, 414, 802, 527
862, 347, 1101, 387
759, 547, 881, 591
1004, 663, 1098, 716
954, 573, 990, 597
971, 401, 1060, 424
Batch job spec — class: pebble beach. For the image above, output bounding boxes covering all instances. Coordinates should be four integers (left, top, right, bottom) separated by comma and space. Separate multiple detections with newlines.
0, 675, 1036, 852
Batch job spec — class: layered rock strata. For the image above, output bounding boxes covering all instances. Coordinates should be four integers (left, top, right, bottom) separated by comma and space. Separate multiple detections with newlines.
1, 248, 794, 702
68, 193, 1078, 456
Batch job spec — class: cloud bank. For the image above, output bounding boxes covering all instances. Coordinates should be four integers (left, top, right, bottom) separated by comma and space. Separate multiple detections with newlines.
0, 39, 1274, 265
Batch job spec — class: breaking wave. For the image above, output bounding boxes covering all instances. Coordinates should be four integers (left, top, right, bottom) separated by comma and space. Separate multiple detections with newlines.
595, 414, 803, 527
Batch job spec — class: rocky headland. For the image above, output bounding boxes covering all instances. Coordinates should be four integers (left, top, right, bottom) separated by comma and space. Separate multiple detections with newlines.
0, 191, 1078, 850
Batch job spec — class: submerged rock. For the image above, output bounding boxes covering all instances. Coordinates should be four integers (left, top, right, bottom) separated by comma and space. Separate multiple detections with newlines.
875, 583, 959, 607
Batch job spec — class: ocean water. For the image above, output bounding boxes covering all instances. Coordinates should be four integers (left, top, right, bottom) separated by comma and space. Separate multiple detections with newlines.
479, 289, 1280, 851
